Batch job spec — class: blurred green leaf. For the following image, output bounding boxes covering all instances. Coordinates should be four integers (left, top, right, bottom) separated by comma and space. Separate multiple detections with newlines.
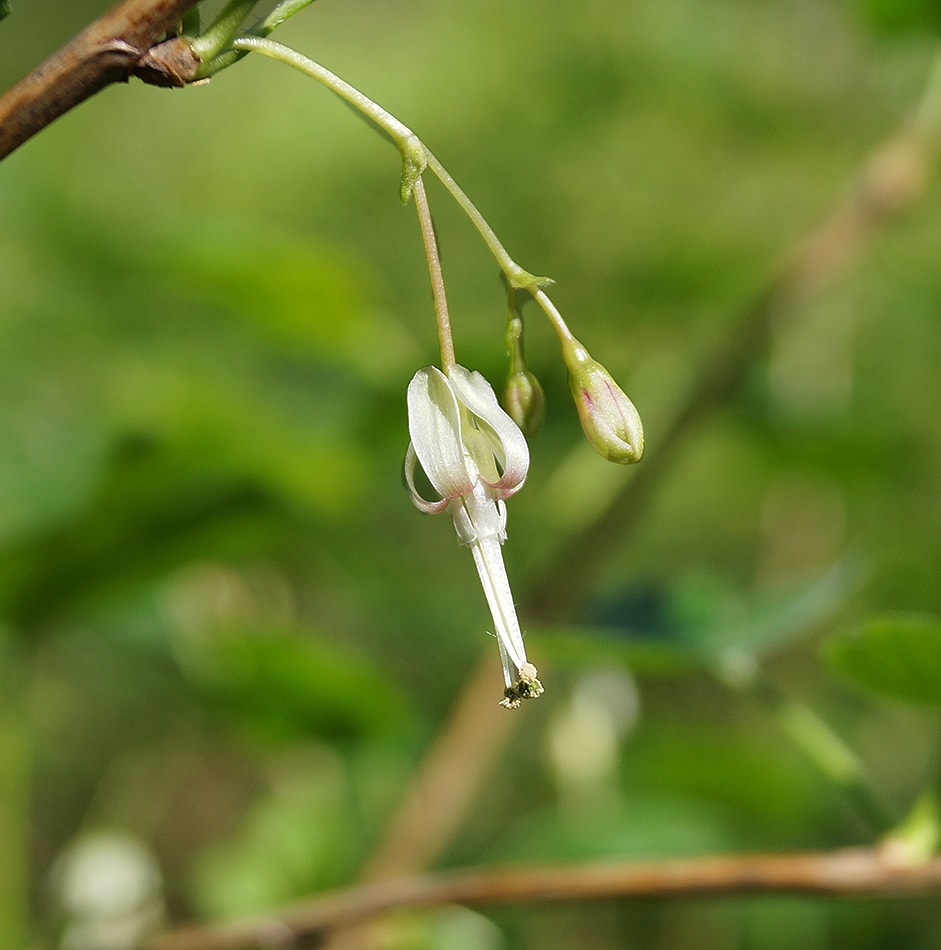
192, 748, 361, 917
165, 222, 418, 385
559, 563, 861, 677
0, 434, 297, 631
824, 614, 941, 707
534, 623, 700, 676
183, 626, 409, 742
884, 791, 941, 863
0, 1, 10, 24
626, 726, 825, 831
856, 0, 941, 36
494, 791, 736, 864
667, 563, 862, 664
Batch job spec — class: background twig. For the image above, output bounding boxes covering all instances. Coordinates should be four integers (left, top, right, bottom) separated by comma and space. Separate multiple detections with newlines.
149, 848, 941, 950
0, 0, 200, 160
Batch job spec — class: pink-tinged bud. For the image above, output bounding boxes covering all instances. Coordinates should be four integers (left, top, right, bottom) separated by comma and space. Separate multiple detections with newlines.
503, 370, 545, 438
562, 339, 644, 464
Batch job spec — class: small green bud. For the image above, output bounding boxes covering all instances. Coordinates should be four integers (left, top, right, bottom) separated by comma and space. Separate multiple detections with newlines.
503, 305, 544, 437
399, 134, 428, 203
503, 370, 545, 438
562, 338, 644, 464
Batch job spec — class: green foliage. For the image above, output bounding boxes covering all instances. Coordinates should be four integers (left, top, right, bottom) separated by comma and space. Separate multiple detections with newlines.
3, 0, 941, 947
184, 624, 410, 741
191, 747, 364, 917
857, 0, 941, 37
825, 614, 941, 707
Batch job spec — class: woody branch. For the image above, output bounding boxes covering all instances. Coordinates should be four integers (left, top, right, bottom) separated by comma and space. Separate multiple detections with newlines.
149, 847, 941, 950
0, 0, 201, 160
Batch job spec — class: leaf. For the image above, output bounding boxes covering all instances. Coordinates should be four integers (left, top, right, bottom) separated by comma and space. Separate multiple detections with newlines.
856, 0, 941, 37
0, 434, 297, 631
533, 623, 700, 676
0, 1, 11, 23
186, 626, 410, 742
553, 563, 862, 678
824, 614, 941, 708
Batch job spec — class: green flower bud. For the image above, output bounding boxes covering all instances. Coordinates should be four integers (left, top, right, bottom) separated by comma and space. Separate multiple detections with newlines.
503, 369, 545, 438
562, 338, 644, 464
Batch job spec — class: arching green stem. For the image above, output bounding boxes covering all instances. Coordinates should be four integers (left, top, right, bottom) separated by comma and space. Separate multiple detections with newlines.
191, 0, 259, 69
230, 37, 414, 153
228, 37, 552, 293
196, 0, 321, 74
422, 152, 549, 290
528, 285, 578, 346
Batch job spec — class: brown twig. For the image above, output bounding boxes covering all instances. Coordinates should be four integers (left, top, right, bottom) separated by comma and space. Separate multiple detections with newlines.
316, 655, 514, 950
149, 847, 941, 950
0, 0, 201, 161
355, 653, 510, 883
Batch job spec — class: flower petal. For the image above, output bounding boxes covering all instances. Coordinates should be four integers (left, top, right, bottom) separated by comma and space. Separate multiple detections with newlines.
447, 365, 529, 497
450, 480, 506, 545
404, 443, 451, 514
407, 366, 476, 499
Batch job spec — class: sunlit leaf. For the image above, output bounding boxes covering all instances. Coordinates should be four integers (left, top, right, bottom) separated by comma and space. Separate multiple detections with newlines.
558, 563, 862, 677
824, 614, 941, 707
533, 623, 699, 676
856, 0, 941, 36
185, 626, 410, 741
0, 434, 297, 631
192, 748, 360, 917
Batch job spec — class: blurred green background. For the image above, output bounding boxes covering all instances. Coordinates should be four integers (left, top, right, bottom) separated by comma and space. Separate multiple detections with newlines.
3, 0, 941, 947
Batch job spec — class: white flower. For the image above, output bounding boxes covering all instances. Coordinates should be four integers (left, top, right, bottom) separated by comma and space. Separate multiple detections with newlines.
404, 364, 543, 707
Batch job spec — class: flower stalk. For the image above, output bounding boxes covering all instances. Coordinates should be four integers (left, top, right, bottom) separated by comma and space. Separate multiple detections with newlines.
412, 176, 455, 372
226, 36, 547, 289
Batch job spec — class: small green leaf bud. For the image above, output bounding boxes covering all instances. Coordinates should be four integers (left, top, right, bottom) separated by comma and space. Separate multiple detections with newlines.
502, 305, 544, 438
503, 370, 545, 438
399, 134, 428, 203
562, 338, 644, 464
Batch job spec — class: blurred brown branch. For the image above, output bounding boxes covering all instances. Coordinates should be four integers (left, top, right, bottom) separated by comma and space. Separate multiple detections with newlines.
0, 0, 200, 161
150, 847, 941, 950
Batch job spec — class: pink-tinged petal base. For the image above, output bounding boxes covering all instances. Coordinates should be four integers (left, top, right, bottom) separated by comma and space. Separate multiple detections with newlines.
446, 365, 530, 497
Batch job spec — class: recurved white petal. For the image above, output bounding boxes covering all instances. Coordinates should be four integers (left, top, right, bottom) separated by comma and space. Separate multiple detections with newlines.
447, 365, 529, 497
407, 366, 476, 500
404, 443, 451, 514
